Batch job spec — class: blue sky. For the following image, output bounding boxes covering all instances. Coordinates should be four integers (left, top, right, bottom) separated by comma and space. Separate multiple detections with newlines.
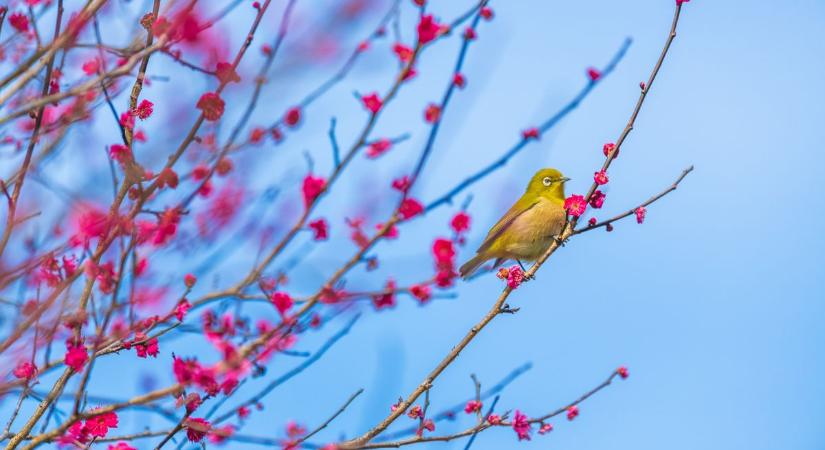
4, 1, 825, 449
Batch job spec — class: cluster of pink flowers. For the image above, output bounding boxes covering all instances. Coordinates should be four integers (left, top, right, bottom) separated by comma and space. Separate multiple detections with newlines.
60, 411, 118, 445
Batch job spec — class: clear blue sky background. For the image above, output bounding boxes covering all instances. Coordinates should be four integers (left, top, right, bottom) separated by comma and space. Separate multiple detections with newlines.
5, 1, 825, 449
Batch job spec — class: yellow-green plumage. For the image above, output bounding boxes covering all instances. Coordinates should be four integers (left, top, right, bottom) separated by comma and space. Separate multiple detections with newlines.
459, 168, 569, 278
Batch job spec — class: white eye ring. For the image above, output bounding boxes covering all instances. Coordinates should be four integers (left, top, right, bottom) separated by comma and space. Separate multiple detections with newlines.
542, 177, 552, 186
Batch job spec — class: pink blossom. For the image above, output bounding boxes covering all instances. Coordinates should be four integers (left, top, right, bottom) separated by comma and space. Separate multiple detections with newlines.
302, 175, 326, 208
65, 340, 88, 372
361, 93, 383, 113
635, 206, 647, 224
417, 15, 440, 44
464, 400, 482, 414
367, 139, 392, 158
398, 198, 424, 220
186, 417, 210, 442
564, 194, 587, 217
522, 127, 540, 140
587, 67, 601, 81
506, 265, 525, 289
589, 190, 606, 209
512, 410, 531, 441
13, 361, 37, 380
271, 292, 294, 316
308, 218, 329, 240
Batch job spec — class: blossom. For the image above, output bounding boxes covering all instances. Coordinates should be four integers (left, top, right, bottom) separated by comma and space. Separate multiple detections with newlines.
450, 212, 471, 234
250, 127, 265, 144
109, 144, 131, 163
391, 176, 411, 193
407, 405, 423, 419
589, 190, 605, 209
361, 92, 383, 113
588, 217, 597, 227
617, 366, 629, 379
435, 269, 456, 288
119, 111, 135, 131
134, 335, 159, 358
453, 73, 466, 88
302, 175, 326, 208
186, 417, 211, 442
174, 299, 191, 321
65, 340, 89, 372
398, 198, 424, 220
603, 142, 618, 158
86, 411, 118, 438
506, 265, 524, 289
564, 194, 587, 217
480, 6, 494, 20
487, 414, 501, 425
392, 43, 413, 63
464, 400, 482, 414
432, 238, 455, 269
9, 12, 29, 33
587, 67, 601, 81
308, 218, 329, 240
284, 106, 301, 127
132, 99, 154, 120
522, 127, 540, 140
377, 222, 398, 239
424, 103, 441, 123
216, 157, 233, 175
593, 170, 609, 185
635, 206, 647, 224
81, 58, 100, 75
61, 421, 90, 445
538, 423, 553, 434
463, 26, 477, 40
676, 0, 690, 5
372, 279, 396, 310
410, 284, 432, 304
512, 410, 532, 441
197, 92, 225, 121
13, 361, 37, 380
417, 15, 440, 44
271, 292, 293, 316
417, 419, 435, 436
566, 405, 579, 421
157, 168, 179, 189
208, 424, 235, 444
216, 62, 240, 85
366, 139, 392, 158
108, 442, 136, 450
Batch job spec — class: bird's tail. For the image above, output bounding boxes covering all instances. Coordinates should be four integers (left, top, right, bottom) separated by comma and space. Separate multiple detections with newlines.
459, 254, 488, 279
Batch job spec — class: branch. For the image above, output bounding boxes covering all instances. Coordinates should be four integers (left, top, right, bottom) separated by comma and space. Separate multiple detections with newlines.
574, 165, 693, 234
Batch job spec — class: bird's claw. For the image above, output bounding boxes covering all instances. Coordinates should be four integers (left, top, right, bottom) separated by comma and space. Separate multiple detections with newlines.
523, 272, 535, 281
552, 235, 569, 247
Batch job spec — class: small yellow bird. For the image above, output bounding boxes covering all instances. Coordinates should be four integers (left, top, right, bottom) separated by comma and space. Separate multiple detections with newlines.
459, 168, 570, 278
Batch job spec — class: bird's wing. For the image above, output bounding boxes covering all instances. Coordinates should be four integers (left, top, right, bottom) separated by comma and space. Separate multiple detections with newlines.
476, 197, 538, 253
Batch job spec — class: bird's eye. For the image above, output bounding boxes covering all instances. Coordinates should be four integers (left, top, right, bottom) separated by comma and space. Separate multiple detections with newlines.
542, 177, 552, 186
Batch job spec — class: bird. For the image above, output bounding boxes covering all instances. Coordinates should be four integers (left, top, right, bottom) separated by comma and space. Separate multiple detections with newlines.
459, 168, 570, 279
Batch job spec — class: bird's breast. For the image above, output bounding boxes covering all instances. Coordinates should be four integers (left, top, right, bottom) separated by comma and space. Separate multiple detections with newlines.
500, 200, 566, 259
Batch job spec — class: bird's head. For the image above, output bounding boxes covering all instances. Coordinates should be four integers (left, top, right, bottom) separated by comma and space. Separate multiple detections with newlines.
525, 168, 570, 203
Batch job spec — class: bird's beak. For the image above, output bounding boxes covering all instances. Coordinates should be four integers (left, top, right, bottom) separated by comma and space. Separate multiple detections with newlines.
560, 177, 571, 183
